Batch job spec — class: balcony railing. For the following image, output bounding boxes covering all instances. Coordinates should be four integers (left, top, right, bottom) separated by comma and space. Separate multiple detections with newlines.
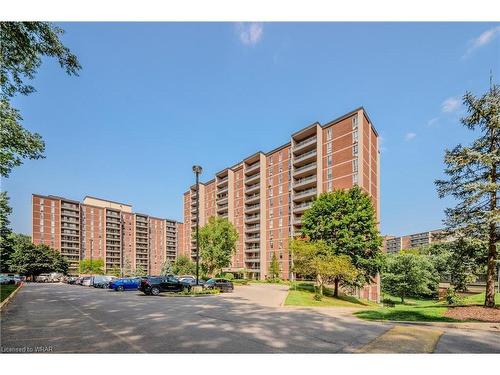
294, 149, 317, 164
294, 175, 317, 189
245, 162, 260, 174
245, 193, 260, 203
294, 188, 317, 200
294, 136, 316, 149
294, 162, 316, 175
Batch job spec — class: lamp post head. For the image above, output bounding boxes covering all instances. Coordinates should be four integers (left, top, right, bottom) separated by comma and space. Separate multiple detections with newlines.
192, 165, 203, 175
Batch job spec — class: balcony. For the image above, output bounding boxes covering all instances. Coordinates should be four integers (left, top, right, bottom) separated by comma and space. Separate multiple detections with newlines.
245, 256, 261, 261
245, 214, 260, 224
293, 162, 316, 178
245, 193, 260, 204
61, 210, 79, 218
293, 136, 317, 154
217, 195, 229, 205
245, 224, 260, 233
293, 175, 317, 190
294, 201, 313, 213
245, 203, 260, 214
245, 162, 260, 175
217, 176, 228, 187
217, 203, 228, 213
245, 247, 260, 253
245, 235, 260, 243
293, 216, 303, 226
293, 188, 317, 202
217, 186, 228, 195
246, 183, 260, 194
245, 173, 260, 185
293, 149, 317, 167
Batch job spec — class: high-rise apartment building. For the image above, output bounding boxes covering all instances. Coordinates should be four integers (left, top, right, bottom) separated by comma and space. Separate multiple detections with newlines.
181, 107, 380, 300
383, 229, 449, 254
32, 195, 181, 275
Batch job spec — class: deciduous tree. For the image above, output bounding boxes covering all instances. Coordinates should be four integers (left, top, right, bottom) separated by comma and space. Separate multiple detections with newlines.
78, 258, 104, 275
301, 187, 384, 295
171, 255, 196, 276
198, 216, 238, 276
269, 252, 280, 280
435, 84, 499, 307
290, 239, 358, 297
382, 253, 439, 303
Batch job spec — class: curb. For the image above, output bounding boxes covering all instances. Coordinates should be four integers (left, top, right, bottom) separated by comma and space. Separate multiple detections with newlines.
0, 282, 24, 311
365, 318, 500, 332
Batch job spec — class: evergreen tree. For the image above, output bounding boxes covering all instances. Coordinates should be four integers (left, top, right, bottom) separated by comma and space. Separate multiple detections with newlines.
435, 84, 499, 307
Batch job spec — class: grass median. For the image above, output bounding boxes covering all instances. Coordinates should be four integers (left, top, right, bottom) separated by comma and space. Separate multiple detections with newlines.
1, 284, 20, 303
284, 282, 377, 308
354, 292, 499, 322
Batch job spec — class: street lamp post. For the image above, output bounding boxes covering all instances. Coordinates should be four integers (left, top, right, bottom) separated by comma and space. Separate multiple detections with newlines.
90, 239, 93, 278
192, 165, 203, 286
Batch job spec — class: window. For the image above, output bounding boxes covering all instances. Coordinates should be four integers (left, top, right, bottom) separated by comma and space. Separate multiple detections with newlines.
269, 220, 273, 229
352, 130, 358, 143
278, 185, 283, 194
327, 181, 333, 191
279, 218, 283, 227
279, 152, 282, 162
352, 159, 358, 173
327, 155, 332, 167
326, 128, 332, 140
327, 142, 332, 154
352, 115, 358, 129
327, 168, 332, 180
353, 144, 358, 156
352, 174, 358, 185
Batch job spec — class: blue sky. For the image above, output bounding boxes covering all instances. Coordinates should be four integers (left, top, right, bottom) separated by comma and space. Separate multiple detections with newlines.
4, 22, 499, 236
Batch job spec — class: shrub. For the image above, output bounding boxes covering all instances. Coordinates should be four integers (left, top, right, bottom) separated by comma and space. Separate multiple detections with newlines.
233, 279, 249, 285
445, 288, 463, 305
314, 293, 323, 301
223, 273, 234, 280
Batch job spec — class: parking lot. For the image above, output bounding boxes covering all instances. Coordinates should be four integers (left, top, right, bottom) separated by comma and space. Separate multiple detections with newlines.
1, 283, 499, 353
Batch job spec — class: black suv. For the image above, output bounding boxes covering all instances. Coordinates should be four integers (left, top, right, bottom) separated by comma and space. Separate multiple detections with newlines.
203, 278, 234, 293
139, 275, 191, 296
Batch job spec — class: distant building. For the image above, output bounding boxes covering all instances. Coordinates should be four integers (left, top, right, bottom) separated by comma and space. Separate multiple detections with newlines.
32, 194, 183, 275
383, 229, 449, 254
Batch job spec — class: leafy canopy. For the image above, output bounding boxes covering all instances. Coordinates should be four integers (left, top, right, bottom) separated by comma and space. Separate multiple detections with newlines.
382, 252, 439, 303
171, 255, 196, 276
78, 258, 104, 274
7, 233, 69, 276
198, 216, 238, 276
290, 239, 358, 296
301, 187, 383, 284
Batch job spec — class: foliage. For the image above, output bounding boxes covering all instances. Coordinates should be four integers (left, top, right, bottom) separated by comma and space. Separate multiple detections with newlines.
285, 283, 376, 308
171, 255, 196, 276
78, 258, 104, 274
223, 272, 234, 280
133, 265, 147, 277
301, 187, 384, 292
290, 238, 358, 296
7, 233, 68, 277
160, 259, 173, 276
382, 253, 439, 303
435, 84, 499, 308
269, 252, 280, 280
0, 192, 14, 272
107, 266, 121, 277
445, 288, 463, 306
198, 216, 238, 276
0, 22, 81, 178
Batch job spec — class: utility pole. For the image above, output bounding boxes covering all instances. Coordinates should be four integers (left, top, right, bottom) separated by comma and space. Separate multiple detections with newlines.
90, 239, 93, 278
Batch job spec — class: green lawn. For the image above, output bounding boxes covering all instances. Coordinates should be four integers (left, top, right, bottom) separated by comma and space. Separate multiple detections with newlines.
284, 282, 377, 308
354, 292, 500, 322
0, 284, 19, 303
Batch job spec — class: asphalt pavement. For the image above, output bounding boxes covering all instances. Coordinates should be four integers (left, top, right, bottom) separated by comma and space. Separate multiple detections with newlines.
1, 283, 498, 353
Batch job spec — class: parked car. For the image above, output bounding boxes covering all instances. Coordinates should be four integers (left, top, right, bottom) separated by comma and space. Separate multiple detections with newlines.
81, 276, 92, 287
139, 275, 191, 296
203, 278, 234, 293
109, 277, 141, 291
74, 277, 84, 285
178, 275, 205, 286
92, 275, 116, 288
0, 275, 13, 285
66, 277, 78, 284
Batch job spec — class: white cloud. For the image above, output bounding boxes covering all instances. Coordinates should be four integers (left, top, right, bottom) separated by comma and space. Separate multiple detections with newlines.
427, 117, 439, 126
405, 132, 416, 141
463, 26, 500, 58
236, 23, 264, 46
441, 97, 461, 113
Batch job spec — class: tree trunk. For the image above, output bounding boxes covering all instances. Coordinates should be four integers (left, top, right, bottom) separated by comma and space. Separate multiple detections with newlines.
334, 278, 339, 298
316, 274, 323, 296
485, 222, 497, 307
485, 154, 497, 308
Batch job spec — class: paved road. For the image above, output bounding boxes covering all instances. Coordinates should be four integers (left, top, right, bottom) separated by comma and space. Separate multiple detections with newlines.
1, 283, 499, 353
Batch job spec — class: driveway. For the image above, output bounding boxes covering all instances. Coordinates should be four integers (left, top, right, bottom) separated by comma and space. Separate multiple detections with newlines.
0, 283, 498, 353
